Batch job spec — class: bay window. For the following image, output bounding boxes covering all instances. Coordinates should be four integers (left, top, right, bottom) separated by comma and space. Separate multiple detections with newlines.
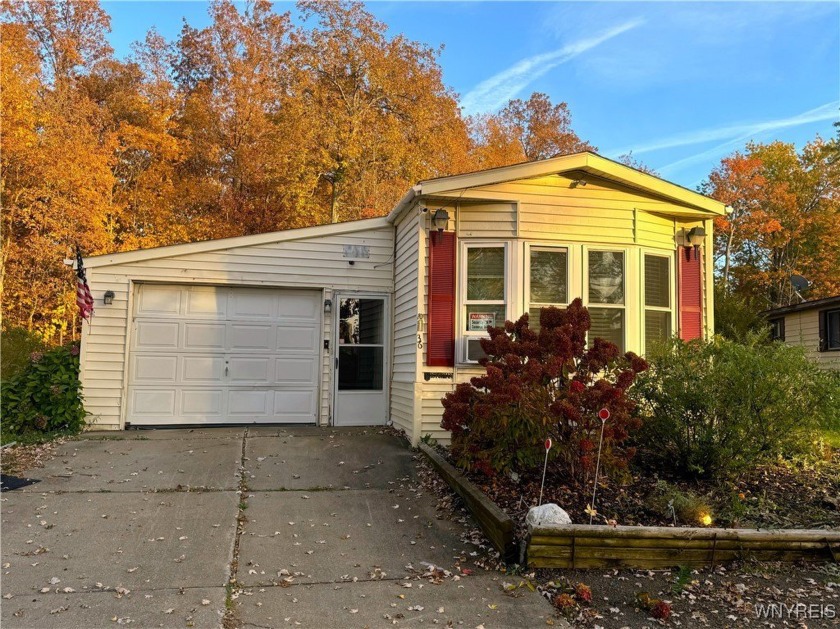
587, 250, 625, 352
527, 246, 568, 330
463, 245, 506, 362
644, 254, 673, 353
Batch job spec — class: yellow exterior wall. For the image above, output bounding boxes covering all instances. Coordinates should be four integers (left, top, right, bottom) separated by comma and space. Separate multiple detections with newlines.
410, 172, 716, 444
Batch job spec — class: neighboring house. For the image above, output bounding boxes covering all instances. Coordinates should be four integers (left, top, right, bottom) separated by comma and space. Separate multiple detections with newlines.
76, 152, 727, 443
763, 296, 840, 371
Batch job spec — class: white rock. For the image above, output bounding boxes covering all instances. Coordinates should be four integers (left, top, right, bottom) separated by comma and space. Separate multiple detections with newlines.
526, 503, 572, 533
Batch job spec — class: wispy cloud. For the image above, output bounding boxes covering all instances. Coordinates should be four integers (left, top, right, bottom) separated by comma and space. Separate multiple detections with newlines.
459, 18, 644, 115
608, 102, 840, 158
649, 102, 839, 181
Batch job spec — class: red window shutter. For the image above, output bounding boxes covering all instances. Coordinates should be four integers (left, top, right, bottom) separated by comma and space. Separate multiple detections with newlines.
678, 248, 703, 340
427, 232, 456, 367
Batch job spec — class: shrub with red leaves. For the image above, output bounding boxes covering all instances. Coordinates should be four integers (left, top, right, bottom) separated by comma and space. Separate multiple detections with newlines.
441, 299, 648, 483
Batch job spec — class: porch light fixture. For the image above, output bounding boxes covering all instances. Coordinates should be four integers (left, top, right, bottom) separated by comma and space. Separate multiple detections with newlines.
324, 299, 332, 314
103, 290, 115, 305
571, 178, 588, 188
685, 226, 706, 260
431, 208, 450, 233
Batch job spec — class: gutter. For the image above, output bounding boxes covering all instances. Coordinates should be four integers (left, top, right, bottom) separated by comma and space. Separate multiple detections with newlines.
386, 184, 422, 224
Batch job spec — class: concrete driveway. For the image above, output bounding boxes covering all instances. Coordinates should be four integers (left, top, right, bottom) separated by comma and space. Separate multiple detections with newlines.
1, 427, 556, 628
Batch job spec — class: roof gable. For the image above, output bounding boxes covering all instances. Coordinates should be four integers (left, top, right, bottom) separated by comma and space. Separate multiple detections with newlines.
387, 152, 727, 223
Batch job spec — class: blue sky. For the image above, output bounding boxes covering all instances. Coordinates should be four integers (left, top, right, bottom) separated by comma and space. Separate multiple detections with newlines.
104, 1, 839, 188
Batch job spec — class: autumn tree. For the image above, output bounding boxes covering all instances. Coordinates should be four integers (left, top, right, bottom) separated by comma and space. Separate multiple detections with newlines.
295, 0, 471, 223
1, 2, 117, 341
469, 92, 594, 169
703, 135, 840, 307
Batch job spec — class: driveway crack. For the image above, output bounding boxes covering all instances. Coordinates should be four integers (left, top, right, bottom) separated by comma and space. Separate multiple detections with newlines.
223, 427, 249, 629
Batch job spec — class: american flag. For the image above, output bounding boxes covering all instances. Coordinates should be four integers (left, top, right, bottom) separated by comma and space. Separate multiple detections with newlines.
76, 249, 95, 321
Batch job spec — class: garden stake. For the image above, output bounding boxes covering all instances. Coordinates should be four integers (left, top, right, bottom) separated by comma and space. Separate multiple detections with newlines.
538, 438, 552, 506
590, 408, 610, 525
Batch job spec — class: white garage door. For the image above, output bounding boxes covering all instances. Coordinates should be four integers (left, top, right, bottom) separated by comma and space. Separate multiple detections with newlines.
127, 285, 321, 425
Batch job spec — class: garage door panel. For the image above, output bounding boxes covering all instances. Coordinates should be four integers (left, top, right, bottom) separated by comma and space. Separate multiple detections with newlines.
273, 390, 317, 419
132, 355, 178, 383
185, 287, 227, 319
130, 389, 176, 416
228, 357, 271, 383
276, 325, 319, 352
229, 324, 273, 351
135, 321, 179, 349
181, 389, 224, 415
136, 285, 182, 316
228, 390, 270, 416
278, 293, 320, 319
184, 322, 226, 350
229, 290, 277, 320
275, 357, 318, 383
182, 356, 225, 382
129, 285, 320, 426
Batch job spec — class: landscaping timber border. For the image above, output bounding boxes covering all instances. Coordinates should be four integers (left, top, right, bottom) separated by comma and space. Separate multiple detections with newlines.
418, 443, 517, 563
528, 524, 840, 570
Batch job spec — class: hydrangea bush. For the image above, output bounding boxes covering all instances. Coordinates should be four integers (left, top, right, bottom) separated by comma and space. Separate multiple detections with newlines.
441, 299, 648, 483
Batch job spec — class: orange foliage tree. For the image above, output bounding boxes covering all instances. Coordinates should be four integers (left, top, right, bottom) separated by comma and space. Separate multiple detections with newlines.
703, 134, 840, 307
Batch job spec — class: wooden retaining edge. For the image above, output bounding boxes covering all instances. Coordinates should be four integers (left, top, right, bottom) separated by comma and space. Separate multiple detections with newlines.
528, 524, 840, 570
417, 443, 518, 563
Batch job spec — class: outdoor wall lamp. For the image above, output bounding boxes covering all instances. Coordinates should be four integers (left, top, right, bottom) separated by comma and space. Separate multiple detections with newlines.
685, 226, 706, 260
324, 298, 332, 314
432, 208, 450, 233
571, 178, 588, 188
103, 290, 115, 305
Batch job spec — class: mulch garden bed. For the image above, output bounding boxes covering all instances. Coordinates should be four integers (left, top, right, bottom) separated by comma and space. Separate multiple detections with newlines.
436, 446, 840, 542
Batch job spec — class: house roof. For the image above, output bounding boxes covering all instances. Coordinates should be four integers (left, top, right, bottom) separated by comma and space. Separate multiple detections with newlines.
386, 151, 729, 223
762, 295, 840, 317
75, 217, 391, 269
75, 152, 727, 269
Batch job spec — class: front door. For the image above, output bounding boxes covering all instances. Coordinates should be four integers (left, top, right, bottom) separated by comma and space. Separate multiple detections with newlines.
333, 294, 389, 426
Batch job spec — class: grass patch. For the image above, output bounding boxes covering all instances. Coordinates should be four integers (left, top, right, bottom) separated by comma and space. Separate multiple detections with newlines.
1, 427, 79, 447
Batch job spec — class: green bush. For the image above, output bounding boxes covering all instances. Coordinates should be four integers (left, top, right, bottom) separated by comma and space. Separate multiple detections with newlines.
1, 327, 47, 380
633, 334, 839, 481
1, 343, 87, 440
713, 285, 770, 342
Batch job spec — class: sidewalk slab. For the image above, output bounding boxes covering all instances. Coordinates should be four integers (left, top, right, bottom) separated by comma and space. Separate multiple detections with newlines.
238, 576, 556, 629
244, 432, 413, 491
237, 488, 472, 587
15, 438, 241, 492
0, 586, 225, 629
1, 492, 238, 595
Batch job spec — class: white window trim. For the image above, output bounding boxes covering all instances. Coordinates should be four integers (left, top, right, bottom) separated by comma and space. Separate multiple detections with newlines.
582, 245, 631, 352
458, 241, 510, 364
524, 243, 572, 320
641, 250, 676, 353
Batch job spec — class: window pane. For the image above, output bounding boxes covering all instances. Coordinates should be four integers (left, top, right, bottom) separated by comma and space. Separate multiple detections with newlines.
465, 305, 506, 332
589, 307, 624, 352
588, 251, 624, 304
828, 311, 840, 349
467, 247, 505, 301
645, 255, 670, 308
530, 249, 568, 304
645, 310, 671, 353
338, 346, 383, 390
338, 298, 384, 345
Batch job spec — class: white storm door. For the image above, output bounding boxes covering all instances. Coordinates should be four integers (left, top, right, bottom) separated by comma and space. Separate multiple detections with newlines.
333, 294, 389, 426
